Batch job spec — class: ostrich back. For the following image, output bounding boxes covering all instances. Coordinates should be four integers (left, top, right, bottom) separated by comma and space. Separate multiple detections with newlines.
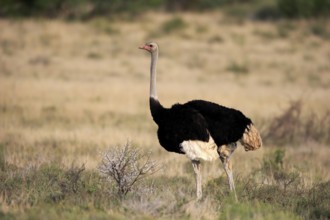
184, 100, 252, 147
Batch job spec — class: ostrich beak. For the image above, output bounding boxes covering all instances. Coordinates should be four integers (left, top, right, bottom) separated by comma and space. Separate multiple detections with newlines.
138, 45, 146, 49
139, 44, 150, 51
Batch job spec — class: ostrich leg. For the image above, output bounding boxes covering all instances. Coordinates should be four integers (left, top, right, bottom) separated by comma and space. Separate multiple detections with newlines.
223, 158, 238, 201
218, 144, 238, 201
192, 160, 202, 200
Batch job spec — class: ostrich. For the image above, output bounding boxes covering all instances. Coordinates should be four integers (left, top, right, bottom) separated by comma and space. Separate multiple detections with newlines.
139, 42, 262, 200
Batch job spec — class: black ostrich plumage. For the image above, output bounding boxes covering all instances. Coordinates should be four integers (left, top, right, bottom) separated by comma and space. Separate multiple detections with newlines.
150, 97, 252, 154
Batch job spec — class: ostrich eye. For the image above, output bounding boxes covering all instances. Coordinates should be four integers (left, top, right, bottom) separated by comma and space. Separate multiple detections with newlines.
149, 45, 153, 48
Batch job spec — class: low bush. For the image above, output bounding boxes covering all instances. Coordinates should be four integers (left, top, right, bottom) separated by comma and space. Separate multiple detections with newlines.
98, 142, 158, 199
262, 100, 330, 146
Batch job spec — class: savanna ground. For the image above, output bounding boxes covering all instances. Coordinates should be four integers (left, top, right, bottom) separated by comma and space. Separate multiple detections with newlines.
0, 11, 330, 219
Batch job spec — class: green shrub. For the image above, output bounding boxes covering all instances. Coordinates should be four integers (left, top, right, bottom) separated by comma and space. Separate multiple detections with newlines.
0, 0, 87, 17
0, 0, 161, 18
297, 181, 330, 219
277, 0, 330, 18
239, 150, 330, 219
1, 0, 329, 19
0, 163, 109, 207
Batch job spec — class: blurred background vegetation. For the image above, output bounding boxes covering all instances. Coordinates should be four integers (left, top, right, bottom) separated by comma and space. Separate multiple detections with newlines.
0, 0, 330, 19
1, 0, 330, 219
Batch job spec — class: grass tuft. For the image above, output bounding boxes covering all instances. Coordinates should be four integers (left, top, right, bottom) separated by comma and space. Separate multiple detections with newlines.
161, 17, 188, 34
226, 61, 249, 75
220, 200, 301, 220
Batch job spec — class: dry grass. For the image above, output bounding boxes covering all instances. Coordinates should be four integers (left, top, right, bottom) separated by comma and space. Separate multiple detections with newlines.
0, 12, 330, 219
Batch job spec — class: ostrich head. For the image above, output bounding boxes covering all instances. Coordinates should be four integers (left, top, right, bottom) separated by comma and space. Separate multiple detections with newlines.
139, 42, 158, 53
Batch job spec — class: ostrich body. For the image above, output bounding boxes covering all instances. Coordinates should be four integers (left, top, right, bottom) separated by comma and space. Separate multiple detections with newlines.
139, 42, 262, 200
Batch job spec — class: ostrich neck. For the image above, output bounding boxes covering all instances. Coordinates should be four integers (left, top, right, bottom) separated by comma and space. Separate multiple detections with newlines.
150, 51, 158, 99
149, 50, 164, 124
